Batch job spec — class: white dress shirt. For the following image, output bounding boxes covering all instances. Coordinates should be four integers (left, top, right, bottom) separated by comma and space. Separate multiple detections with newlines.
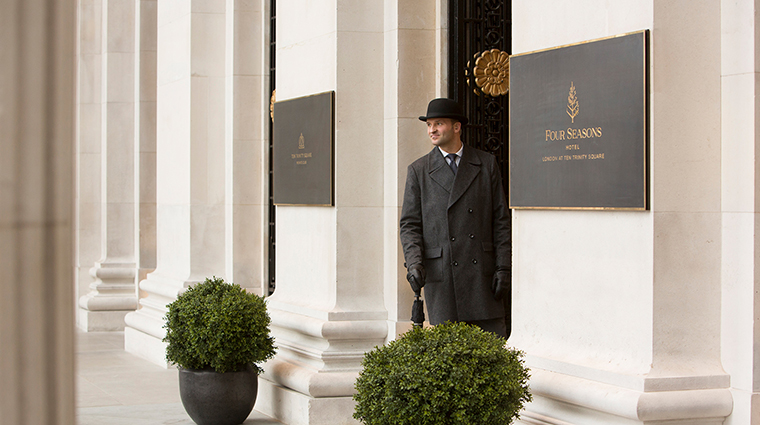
438, 145, 463, 168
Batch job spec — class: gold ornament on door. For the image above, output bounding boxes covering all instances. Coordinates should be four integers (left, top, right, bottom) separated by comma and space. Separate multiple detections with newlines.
270, 89, 276, 121
466, 49, 510, 97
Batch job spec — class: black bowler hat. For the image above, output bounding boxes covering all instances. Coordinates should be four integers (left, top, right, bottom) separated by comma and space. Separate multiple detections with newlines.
418, 98, 468, 126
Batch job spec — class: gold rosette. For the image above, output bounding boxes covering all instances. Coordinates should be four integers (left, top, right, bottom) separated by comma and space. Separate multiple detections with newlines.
472, 49, 510, 97
270, 89, 276, 121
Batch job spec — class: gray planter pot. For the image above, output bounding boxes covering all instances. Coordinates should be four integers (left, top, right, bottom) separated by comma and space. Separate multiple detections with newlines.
178, 365, 258, 425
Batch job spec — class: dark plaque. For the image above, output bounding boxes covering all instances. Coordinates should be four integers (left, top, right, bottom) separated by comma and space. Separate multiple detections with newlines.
509, 31, 648, 210
273, 91, 334, 206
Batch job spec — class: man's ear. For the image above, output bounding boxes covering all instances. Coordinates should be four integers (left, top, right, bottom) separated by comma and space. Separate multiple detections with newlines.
453, 121, 461, 133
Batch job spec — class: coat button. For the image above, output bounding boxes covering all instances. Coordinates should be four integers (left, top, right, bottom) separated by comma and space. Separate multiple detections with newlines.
472, 259, 478, 264
469, 234, 475, 239
452, 261, 458, 266
468, 208, 473, 213
451, 237, 456, 242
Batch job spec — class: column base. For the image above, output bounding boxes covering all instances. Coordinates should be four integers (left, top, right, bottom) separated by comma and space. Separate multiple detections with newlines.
77, 308, 130, 331
124, 272, 186, 367
522, 399, 730, 425
77, 264, 138, 332
124, 323, 170, 368
257, 378, 359, 425
257, 304, 387, 424
524, 367, 732, 425
723, 388, 760, 425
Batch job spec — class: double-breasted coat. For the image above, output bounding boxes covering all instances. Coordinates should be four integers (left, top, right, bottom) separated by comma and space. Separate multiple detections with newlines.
400, 145, 511, 325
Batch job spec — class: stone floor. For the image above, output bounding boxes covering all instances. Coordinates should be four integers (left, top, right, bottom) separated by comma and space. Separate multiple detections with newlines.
76, 330, 282, 425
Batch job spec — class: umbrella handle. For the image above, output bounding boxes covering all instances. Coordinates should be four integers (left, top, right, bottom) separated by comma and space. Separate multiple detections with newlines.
412, 288, 424, 328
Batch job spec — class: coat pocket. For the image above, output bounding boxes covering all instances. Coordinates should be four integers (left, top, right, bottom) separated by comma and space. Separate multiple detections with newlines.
481, 242, 495, 277
423, 246, 443, 283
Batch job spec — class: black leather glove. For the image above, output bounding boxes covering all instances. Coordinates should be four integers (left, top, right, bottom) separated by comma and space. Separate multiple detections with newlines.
492, 266, 511, 301
406, 263, 426, 293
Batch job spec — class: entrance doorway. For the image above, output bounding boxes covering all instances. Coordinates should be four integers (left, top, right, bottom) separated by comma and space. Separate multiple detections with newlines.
448, 0, 512, 336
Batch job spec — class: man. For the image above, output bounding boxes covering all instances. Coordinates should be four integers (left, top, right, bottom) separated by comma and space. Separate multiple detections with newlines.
399, 98, 511, 338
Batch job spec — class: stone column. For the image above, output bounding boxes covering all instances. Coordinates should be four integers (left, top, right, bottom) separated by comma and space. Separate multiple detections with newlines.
382, 0, 438, 338
75, 0, 104, 328
227, 0, 269, 293
125, 0, 234, 366
256, 1, 390, 423
511, 1, 732, 424
720, 0, 760, 423
136, 0, 158, 295
0, 0, 76, 423
647, 1, 731, 422
78, 0, 139, 331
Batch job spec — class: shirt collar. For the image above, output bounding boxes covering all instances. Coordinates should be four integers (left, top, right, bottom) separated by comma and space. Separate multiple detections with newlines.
438, 144, 464, 158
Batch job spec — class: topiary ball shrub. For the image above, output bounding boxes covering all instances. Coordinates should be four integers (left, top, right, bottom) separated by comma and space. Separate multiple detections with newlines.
163, 276, 276, 374
353, 322, 531, 425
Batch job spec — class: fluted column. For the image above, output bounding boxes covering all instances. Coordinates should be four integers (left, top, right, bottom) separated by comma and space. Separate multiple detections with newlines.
78, 0, 139, 331
0, 0, 76, 423
125, 0, 234, 366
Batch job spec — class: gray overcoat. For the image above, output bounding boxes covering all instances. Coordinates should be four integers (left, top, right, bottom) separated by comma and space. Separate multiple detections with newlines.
400, 145, 511, 325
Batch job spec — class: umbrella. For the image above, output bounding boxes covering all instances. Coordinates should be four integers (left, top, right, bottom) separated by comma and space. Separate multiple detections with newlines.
410, 276, 425, 328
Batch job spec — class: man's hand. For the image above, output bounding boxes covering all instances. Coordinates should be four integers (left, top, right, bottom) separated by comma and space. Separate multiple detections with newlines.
492, 267, 511, 301
406, 263, 426, 293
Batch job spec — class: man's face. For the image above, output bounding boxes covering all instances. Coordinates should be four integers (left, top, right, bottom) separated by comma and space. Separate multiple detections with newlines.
426, 118, 461, 153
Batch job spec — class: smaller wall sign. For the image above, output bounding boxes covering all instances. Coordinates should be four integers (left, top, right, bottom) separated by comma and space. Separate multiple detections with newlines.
273, 91, 335, 206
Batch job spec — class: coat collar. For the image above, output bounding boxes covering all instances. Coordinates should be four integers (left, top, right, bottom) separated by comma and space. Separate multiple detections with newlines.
449, 145, 482, 208
427, 147, 454, 192
426, 145, 482, 208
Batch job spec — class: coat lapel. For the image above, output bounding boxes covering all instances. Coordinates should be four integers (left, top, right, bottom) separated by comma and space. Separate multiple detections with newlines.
448, 145, 481, 208
427, 148, 454, 192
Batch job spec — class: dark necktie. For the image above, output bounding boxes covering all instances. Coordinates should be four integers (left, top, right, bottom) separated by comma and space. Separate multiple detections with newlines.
447, 153, 458, 175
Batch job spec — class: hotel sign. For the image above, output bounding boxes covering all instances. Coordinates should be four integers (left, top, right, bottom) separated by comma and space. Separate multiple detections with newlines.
273, 91, 335, 206
509, 31, 648, 210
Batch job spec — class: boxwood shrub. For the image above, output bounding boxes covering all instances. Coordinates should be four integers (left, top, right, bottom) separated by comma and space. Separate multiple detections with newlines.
163, 277, 276, 373
353, 322, 531, 425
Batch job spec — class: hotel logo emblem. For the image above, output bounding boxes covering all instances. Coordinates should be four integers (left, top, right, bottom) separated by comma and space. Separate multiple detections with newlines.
298, 133, 305, 150
566, 81, 579, 123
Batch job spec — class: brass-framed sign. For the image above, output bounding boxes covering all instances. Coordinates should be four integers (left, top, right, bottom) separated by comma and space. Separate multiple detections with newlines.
273, 91, 335, 206
509, 30, 648, 210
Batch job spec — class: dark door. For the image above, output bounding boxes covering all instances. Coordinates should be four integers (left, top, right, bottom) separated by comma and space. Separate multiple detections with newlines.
449, 0, 512, 337
268, 0, 277, 295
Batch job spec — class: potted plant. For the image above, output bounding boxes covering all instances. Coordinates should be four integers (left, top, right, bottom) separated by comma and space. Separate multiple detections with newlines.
353, 322, 531, 425
163, 276, 276, 425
